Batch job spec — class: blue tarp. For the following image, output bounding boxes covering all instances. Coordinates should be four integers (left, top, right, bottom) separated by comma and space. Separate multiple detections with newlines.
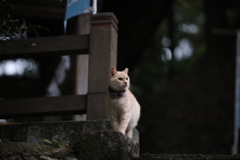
65, 0, 90, 20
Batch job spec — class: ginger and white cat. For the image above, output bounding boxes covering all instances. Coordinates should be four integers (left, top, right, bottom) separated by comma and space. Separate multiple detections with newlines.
106, 67, 140, 138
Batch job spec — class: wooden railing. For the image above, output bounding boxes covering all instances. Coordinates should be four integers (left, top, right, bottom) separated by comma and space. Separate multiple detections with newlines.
0, 35, 89, 57
0, 95, 87, 118
0, 12, 118, 120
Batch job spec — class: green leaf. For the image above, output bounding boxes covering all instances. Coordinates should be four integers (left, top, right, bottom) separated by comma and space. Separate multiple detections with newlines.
43, 139, 53, 144
52, 138, 59, 143
61, 141, 70, 147
58, 143, 65, 148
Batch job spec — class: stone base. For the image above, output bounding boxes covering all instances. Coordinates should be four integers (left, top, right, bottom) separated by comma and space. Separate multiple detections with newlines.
78, 131, 139, 160
0, 142, 74, 160
0, 120, 140, 159
0, 120, 139, 146
0, 120, 111, 146
0, 132, 139, 160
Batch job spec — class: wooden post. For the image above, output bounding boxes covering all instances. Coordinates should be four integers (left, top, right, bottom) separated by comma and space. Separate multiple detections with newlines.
72, 13, 91, 121
87, 13, 118, 120
74, 13, 91, 96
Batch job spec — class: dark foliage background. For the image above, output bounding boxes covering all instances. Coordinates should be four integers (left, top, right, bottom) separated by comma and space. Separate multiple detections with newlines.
103, 0, 238, 154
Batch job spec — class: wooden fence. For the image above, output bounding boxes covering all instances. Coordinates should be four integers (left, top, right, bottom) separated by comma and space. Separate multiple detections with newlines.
0, 12, 118, 120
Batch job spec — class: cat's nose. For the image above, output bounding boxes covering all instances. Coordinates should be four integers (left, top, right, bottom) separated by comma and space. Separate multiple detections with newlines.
124, 82, 127, 85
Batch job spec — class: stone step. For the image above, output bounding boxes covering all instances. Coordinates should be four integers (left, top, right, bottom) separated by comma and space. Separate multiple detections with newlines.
0, 120, 139, 145
0, 131, 140, 160
0, 120, 140, 160
0, 120, 111, 146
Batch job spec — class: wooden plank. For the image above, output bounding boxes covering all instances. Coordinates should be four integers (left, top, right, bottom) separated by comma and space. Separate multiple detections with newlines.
87, 13, 118, 120
0, 95, 87, 118
0, 35, 89, 58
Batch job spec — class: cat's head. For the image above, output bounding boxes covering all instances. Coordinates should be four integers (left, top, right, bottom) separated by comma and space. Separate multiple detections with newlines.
109, 67, 130, 91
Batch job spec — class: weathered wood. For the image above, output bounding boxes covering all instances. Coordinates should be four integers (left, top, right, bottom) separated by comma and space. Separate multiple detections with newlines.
87, 93, 108, 120
0, 13, 118, 120
0, 35, 89, 58
75, 55, 89, 95
72, 13, 91, 121
91, 13, 118, 31
74, 13, 91, 95
0, 95, 87, 118
87, 13, 118, 120
72, 13, 91, 35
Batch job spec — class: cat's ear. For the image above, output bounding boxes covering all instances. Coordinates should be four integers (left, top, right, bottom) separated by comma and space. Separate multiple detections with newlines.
123, 68, 129, 74
110, 67, 117, 77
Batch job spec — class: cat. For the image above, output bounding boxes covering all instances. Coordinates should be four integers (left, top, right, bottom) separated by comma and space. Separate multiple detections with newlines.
106, 67, 141, 138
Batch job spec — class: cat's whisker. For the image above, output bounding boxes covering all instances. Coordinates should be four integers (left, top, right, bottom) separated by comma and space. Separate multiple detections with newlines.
129, 84, 134, 91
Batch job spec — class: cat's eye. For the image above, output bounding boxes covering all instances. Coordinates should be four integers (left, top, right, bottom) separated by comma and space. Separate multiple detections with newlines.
126, 77, 128, 80
118, 78, 123, 80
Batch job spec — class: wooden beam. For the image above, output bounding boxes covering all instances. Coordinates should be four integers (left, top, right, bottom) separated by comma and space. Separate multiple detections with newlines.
0, 95, 87, 118
0, 35, 89, 58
